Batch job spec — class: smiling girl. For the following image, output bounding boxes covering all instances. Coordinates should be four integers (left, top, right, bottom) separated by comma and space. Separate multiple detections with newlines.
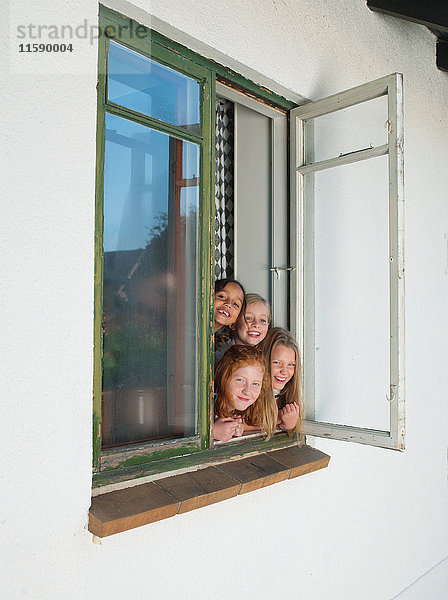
213, 345, 276, 442
258, 327, 304, 436
233, 293, 271, 346
214, 278, 246, 333
215, 292, 271, 362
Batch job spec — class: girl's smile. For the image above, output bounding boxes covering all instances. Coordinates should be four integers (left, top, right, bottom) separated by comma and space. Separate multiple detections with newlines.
214, 282, 244, 332
271, 345, 295, 391
227, 365, 263, 411
234, 301, 269, 346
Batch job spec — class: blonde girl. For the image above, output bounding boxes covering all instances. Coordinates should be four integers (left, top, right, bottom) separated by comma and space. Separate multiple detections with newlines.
258, 327, 304, 437
232, 293, 271, 346
215, 292, 271, 362
214, 345, 276, 442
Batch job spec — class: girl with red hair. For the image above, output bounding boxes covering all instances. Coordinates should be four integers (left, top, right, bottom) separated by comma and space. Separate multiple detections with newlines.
213, 345, 276, 442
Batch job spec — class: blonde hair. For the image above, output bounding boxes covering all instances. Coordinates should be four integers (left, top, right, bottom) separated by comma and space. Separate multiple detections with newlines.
214, 345, 277, 436
258, 327, 304, 439
244, 293, 271, 324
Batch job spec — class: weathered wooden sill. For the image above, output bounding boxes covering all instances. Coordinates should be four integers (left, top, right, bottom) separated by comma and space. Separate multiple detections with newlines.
89, 445, 330, 537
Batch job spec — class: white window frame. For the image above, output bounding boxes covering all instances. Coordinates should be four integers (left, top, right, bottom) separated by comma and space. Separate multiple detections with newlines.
215, 81, 289, 327
290, 73, 405, 449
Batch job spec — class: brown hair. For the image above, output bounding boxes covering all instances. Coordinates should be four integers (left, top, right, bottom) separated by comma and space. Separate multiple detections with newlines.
258, 327, 304, 438
214, 345, 277, 434
214, 278, 247, 343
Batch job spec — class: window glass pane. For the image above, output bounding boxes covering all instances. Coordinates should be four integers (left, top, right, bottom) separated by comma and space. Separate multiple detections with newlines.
306, 95, 388, 164
107, 41, 200, 134
312, 155, 390, 431
102, 113, 199, 447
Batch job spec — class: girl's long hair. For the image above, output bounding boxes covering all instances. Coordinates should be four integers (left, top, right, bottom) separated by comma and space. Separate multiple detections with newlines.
214, 278, 247, 343
258, 327, 304, 439
214, 345, 277, 434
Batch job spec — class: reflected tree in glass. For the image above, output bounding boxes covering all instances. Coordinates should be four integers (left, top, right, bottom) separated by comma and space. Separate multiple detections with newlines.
102, 113, 199, 447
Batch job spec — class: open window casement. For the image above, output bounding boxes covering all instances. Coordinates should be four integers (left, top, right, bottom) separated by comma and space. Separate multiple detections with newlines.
290, 73, 405, 449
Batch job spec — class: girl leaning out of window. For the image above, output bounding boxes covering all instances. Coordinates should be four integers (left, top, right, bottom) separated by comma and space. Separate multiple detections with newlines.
213, 345, 277, 442
258, 327, 304, 438
214, 278, 246, 334
215, 291, 271, 362
214, 278, 246, 362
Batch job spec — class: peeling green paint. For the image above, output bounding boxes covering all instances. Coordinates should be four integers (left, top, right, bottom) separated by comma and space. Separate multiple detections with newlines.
106, 445, 201, 470
93, 6, 298, 480
99, 5, 295, 111
94, 7, 214, 475
93, 435, 298, 487
92, 22, 107, 472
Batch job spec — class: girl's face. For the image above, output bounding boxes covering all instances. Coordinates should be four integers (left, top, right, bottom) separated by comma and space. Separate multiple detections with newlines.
271, 344, 296, 391
234, 301, 269, 346
227, 364, 263, 412
214, 282, 244, 332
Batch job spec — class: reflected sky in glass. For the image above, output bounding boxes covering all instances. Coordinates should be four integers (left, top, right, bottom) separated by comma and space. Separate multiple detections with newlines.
102, 112, 200, 447
104, 113, 199, 252
108, 41, 200, 134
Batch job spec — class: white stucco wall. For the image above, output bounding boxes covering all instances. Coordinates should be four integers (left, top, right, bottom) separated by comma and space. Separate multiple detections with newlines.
2, 0, 448, 598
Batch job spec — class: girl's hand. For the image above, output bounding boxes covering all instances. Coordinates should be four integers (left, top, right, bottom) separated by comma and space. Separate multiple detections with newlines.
213, 417, 243, 442
278, 402, 300, 431
234, 419, 245, 437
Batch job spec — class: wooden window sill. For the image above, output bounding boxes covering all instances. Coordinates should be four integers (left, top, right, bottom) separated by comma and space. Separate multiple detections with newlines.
89, 445, 330, 537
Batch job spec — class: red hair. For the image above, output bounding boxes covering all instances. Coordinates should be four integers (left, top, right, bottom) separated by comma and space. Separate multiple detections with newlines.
214, 345, 276, 433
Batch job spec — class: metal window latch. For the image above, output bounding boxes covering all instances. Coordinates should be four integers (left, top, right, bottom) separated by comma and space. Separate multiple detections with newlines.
339, 144, 373, 158
270, 266, 296, 279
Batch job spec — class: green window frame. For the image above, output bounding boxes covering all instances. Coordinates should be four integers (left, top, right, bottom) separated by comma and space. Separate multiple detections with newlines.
93, 7, 296, 486
93, 8, 405, 489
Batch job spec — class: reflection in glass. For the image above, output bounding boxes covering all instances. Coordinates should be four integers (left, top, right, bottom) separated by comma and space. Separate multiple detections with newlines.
108, 41, 200, 134
306, 95, 388, 164
102, 113, 199, 447
311, 155, 390, 431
